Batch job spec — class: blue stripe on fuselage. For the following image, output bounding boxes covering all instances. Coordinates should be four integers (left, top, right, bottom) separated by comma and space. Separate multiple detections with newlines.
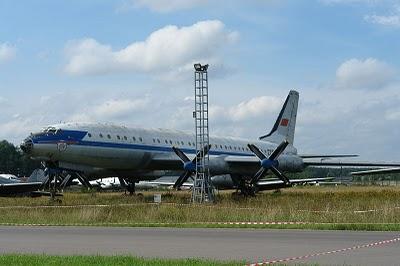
76, 140, 252, 157
32, 129, 254, 157
31, 130, 88, 143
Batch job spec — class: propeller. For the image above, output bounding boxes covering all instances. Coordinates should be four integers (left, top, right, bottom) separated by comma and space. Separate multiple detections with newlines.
247, 140, 291, 186
172, 144, 211, 190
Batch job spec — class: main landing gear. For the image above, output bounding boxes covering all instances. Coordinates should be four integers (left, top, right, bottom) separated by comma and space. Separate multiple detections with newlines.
41, 162, 93, 202
118, 177, 141, 196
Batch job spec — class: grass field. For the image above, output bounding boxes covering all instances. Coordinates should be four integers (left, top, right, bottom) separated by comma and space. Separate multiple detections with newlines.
0, 186, 399, 230
0, 254, 320, 266
0, 254, 243, 266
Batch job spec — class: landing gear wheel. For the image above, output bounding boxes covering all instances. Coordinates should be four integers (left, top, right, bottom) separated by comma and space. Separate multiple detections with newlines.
126, 182, 136, 195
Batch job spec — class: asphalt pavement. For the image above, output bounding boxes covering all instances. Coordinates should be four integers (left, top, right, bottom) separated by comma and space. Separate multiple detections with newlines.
0, 226, 399, 265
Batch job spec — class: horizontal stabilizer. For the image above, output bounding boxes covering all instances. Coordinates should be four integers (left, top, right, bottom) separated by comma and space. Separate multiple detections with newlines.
304, 161, 400, 168
299, 154, 359, 159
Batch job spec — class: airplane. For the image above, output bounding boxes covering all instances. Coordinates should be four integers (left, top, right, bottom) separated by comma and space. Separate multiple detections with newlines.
19, 90, 400, 196
0, 169, 49, 196
86, 177, 176, 191
351, 168, 400, 176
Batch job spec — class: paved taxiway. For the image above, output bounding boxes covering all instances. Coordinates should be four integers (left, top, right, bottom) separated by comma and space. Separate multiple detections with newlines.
0, 226, 399, 265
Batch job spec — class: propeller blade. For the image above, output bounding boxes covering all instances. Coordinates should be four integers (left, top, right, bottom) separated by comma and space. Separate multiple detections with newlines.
173, 171, 192, 189
270, 166, 291, 185
269, 140, 289, 160
172, 146, 191, 162
251, 167, 268, 184
247, 144, 266, 160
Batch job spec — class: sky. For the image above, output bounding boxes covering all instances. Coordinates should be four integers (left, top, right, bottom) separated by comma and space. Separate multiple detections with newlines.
0, 0, 400, 160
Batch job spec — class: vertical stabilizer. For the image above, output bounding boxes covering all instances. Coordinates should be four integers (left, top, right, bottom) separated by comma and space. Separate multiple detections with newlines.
259, 90, 299, 144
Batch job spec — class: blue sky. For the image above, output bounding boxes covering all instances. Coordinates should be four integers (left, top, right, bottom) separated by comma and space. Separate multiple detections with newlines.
1, 0, 400, 160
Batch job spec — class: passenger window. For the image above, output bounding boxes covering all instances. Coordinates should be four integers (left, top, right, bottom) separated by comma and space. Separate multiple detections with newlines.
107, 134, 111, 139
153, 139, 156, 143
117, 135, 121, 140
157, 139, 161, 143
139, 137, 143, 142
169, 140, 173, 144
87, 133, 92, 138
99, 133, 103, 138
133, 137, 136, 142
124, 136, 127, 140
165, 140, 169, 144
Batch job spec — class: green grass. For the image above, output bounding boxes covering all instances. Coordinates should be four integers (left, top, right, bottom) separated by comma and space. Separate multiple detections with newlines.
0, 254, 319, 266
0, 186, 399, 230
0, 254, 242, 266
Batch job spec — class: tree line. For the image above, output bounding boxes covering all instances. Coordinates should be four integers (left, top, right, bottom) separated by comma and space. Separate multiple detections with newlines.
0, 140, 41, 177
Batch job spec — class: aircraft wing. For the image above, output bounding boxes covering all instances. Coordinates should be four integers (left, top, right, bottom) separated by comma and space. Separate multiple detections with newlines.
299, 154, 358, 159
0, 182, 43, 196
257, 177, 334, 190
303, 160, 400, 168
351, 168, 400, 176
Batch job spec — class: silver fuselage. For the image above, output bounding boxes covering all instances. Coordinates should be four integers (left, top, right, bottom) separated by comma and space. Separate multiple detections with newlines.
22, 123, 304, 181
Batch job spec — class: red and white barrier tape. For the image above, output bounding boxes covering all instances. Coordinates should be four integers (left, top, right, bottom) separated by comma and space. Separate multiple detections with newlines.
246, 237, 400, 265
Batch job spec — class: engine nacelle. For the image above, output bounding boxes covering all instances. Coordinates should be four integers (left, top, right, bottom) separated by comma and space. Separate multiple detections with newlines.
277, 155, 304, 172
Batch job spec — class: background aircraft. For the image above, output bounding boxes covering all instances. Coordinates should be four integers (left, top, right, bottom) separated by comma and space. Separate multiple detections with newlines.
0, 169, 47, 196
20, 90, 400, 196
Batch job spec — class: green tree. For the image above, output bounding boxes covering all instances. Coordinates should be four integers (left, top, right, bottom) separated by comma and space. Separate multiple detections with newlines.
0, 140, 40, 176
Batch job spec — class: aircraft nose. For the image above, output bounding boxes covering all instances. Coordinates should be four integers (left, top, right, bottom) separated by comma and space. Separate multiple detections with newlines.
20, 138, 33, 154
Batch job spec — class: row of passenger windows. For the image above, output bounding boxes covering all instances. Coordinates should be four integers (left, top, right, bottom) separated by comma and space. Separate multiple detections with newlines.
87, 133, 143, 142
86, 133, 273, 154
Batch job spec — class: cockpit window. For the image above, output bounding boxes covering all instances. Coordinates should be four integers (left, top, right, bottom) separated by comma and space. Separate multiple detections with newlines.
45, 127, 58, 134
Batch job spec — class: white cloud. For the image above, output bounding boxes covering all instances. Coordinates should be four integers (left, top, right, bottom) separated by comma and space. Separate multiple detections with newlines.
335, 58, 396, 90
68, 98, 150, 122
118, 0, 207, 13
365, 14, 400, 26
64, 20, 238, 77
321, 0, 400, 28
0, 43, 16, 63
364, 5, 400, 27
92, 98, 149, 119
210, 96, 282, 122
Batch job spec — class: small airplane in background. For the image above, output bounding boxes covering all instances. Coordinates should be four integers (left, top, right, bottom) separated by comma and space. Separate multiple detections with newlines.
0, 169, 49, 196
20, 90, 400, 196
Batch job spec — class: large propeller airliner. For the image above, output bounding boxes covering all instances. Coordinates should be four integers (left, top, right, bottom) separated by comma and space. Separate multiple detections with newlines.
20, 90, 400, 195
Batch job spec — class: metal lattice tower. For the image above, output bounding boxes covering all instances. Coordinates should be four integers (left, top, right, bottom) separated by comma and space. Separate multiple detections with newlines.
192, 63, 214, 203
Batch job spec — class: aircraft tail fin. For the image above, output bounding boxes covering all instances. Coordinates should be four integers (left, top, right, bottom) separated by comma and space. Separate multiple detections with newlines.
27, 169, 46, 182
259, 90, 299, 145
